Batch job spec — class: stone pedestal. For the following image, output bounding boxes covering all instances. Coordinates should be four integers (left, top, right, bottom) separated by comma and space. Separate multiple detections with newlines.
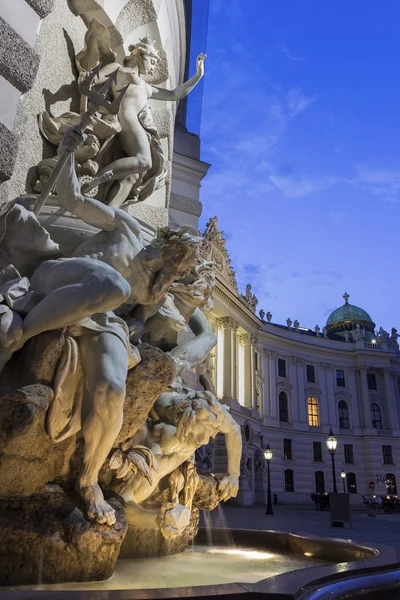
0, 485, 127, 585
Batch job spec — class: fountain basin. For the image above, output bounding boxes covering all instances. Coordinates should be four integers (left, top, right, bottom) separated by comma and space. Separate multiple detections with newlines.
1, 527, 399, 599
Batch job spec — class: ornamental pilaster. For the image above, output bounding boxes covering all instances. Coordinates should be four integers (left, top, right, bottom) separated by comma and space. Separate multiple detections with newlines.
383, 367, 399, 430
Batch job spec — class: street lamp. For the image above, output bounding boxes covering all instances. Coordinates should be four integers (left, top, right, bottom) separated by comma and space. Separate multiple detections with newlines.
264, 444, 274, 515
326, 428, 338, 493
341, 469, 346, 493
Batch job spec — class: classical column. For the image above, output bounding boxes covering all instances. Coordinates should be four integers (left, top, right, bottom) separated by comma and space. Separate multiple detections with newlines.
250, 335, 257, 409
290, 359, 300, 422
217, 317, 233, 400
318, 363, 330, 426
267, 350, 278, 421
384, 368, 400, 431
231, 321, 239, 401
348, 367, 361, 429
324, 364, 336, 426
358, 366, 372, 429
238, 333, 252, 408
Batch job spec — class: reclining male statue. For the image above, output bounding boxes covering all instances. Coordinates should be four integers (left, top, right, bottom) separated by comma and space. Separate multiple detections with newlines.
111, 387, 241, 535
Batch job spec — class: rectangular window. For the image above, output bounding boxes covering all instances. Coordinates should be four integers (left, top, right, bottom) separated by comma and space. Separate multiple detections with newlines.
344, 444, 354, 464
336, 369, 345, 387
313, 441, 323, 462
278, 358, 286, 378
367, 373, 377, 390
285, 469, 294, 492
306, 364, 315, 383
283, 438, 292, 460
382, 445, 394, 465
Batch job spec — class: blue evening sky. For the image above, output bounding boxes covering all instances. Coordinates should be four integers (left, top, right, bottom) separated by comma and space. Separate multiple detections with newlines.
190, 0, 400, 332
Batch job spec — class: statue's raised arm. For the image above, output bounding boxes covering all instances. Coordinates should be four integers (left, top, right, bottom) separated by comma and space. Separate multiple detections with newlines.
150, 53, 206, 101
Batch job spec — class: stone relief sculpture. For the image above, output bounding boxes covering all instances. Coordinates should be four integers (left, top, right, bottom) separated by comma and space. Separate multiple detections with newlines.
36, 18, 206, 208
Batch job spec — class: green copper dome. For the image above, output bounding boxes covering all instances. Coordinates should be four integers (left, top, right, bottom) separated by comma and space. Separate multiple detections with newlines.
325, 292, 375, 341
326, 303, 373, 326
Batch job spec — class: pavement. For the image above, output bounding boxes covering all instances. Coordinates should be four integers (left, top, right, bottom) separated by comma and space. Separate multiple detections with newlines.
200, 503, 400, 553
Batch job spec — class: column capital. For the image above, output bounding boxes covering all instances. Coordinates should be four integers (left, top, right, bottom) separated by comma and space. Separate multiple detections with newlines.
296, 357, 305, 365
238, 333, 251, 345
217, 317, 236, 330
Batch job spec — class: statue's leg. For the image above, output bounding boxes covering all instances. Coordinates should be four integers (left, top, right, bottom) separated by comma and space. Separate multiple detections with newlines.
81, 116, 151, 193
18, 258, 131, 346
77, 330, 129, 526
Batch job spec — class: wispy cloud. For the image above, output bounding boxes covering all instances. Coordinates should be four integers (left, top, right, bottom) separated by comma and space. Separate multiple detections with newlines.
268, 171, 343, 198
280, 45, 306, 62
286, 87, 316, 118
353, 166, 400, 203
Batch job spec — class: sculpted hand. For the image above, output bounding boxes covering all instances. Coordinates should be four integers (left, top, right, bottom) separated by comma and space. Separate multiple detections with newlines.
218, 474, 239, 502
196, 53, 207, 78
57, 126, 87, 155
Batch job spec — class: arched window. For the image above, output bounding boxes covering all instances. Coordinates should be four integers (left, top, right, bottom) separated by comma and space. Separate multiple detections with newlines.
338, 400, 350, 429
285, 469, 294, 492
386, 473, 397, 495
308, 396, 319, 426
315, 471, 325, 494
347, 472, 357, 494
279, 391, 289, 422
371, 403, 382, 429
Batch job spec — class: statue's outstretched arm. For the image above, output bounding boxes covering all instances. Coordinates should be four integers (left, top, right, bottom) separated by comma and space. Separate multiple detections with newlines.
150, 54, 206, 102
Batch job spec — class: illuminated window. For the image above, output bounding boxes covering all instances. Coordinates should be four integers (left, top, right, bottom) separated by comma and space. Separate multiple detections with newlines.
386, 473, 397, 495
279, 391, 289, 422
216, 327, 224, 398
371, 403, 382, 429
308, 396, 319, 426
338, 400, 350, 429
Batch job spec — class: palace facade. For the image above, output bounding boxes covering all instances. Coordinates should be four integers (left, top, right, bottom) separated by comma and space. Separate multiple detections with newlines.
197, 217, 400, 505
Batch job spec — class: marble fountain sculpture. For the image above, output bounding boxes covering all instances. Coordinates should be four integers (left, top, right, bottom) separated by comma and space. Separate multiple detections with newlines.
0, 19, 241, 585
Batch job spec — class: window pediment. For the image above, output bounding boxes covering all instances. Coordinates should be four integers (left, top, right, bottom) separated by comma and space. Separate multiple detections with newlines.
305, 386, 321, 398
277, 382, 292, 393
334, 390, 352, 401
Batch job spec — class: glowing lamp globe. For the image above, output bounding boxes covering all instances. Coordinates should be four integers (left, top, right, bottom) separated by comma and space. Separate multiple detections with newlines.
326, 428, 337, 454
264, 445, 273, 462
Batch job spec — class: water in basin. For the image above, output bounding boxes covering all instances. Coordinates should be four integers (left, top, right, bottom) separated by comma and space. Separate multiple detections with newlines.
14, 545, 330, 590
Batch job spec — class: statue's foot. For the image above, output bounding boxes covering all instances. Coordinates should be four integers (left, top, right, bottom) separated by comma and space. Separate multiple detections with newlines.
77, 482, 116, 526
81, 170, 114, 194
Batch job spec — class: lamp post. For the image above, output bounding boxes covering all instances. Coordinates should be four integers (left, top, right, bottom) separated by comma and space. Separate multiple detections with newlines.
264, 445, 274, 515
326, 428, 338, 493
341, 469, 346, 493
